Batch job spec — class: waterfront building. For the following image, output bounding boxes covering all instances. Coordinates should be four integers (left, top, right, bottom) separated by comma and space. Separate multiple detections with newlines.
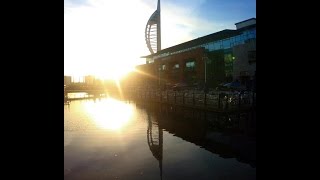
135, 18, 256, 90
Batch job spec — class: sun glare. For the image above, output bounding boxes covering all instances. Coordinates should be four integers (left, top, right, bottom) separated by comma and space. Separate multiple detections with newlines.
85, 98, 134, 131
95, 66, 135, 81
64, 0, 150, 80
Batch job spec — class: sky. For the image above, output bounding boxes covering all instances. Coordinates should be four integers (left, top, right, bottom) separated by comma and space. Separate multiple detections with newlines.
64, 0, 256, 80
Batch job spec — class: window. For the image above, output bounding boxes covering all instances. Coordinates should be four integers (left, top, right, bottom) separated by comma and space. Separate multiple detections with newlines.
213, 42, 220, 50
162, 64, 166, 70
186, 61, 195, 68
223, 39, 231, 49
173, 63, 179, 69
185, 61, 195, 71
208, 42, 214, 51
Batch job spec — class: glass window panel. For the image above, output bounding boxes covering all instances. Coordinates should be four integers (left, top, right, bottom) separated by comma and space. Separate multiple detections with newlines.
223, 39, 231, 49
214, 42, 220, 50
208, 42, 214, 51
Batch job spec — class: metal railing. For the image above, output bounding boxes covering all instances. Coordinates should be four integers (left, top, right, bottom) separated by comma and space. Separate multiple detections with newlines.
127, 89, 256, 111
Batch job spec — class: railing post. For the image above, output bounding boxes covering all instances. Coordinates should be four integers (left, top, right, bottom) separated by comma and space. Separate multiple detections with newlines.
183, 92, 185, 105
226, 94, 229, 110
193, 91, 195, 106
218, 93, 221, 109
252, 92, 255, 107
204, 92, 207, 107
174, 91, 176, 104
239, 92, 241, 108
166, 90, 168, 103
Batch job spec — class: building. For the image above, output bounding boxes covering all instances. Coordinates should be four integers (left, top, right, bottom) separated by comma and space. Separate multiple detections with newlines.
64, 76, 72, 85
136, 18, 256, 90
84, 75, 95, 85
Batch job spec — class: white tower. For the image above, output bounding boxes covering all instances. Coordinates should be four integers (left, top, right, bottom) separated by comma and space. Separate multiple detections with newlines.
145, 0, 161, 54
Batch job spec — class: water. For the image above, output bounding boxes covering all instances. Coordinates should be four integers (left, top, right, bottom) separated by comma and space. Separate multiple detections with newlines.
67, 92, 94, 99
64, 95, 256, 180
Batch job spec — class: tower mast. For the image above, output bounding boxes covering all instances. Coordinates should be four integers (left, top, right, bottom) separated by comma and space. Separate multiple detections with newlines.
157, 0, 161, 52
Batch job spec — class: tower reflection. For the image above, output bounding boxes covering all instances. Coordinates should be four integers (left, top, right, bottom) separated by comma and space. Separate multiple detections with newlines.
147, 111, 163, 180
142, 102, 256, 171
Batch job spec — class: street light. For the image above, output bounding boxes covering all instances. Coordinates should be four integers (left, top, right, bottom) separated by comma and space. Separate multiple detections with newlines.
202, 54, 209, 91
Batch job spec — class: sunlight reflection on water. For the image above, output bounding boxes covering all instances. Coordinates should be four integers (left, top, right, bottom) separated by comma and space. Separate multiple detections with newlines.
84, 98, 133, 131
64, 96, 256, 180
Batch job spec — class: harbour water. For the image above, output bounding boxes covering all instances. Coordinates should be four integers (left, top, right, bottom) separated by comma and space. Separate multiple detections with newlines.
64, 94, 256, 180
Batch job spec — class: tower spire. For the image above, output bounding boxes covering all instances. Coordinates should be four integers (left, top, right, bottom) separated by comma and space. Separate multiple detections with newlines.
145, 0, 161, 54
157, 0, 161, 52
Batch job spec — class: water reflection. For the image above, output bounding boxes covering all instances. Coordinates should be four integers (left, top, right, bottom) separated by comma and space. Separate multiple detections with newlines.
64, 95, 256, 180
139, 103, 256, 168
147, 111, 163, 179
85, 98, 133, 131
67, 92, 88, 99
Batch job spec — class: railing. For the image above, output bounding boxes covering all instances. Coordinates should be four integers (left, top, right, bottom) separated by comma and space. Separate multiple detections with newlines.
127, 89, 256, 112
64, 89, 106, 93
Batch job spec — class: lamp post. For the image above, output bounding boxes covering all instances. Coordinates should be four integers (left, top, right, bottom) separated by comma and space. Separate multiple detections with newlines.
204, 58, 207, 84
202, 54, 208, 91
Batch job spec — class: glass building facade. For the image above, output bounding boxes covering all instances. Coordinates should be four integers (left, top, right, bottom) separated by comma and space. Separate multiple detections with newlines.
147, 26, 256, 62
143, 18, 256, 88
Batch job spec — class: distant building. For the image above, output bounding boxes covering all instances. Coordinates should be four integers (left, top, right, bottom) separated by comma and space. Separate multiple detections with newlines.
64, 76, 72, 85
84, 75, 95, 85
135, 18, 256, 89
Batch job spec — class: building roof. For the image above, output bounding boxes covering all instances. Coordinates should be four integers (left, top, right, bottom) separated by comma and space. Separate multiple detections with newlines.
141, 29, 240, 58
235, 18, 256, 25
